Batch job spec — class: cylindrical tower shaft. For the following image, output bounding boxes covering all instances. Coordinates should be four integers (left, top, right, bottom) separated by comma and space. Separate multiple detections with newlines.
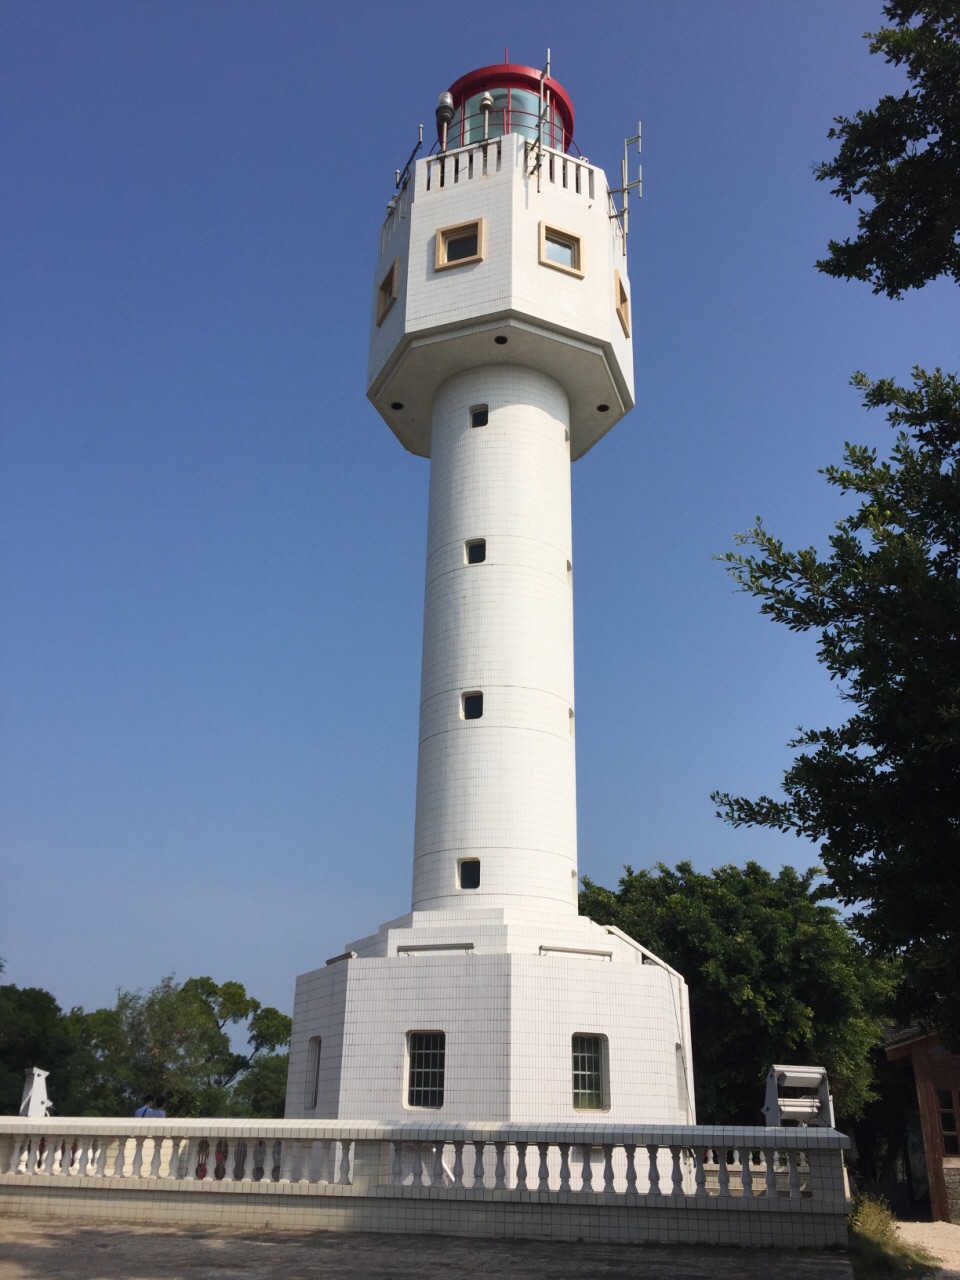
412, 365, 577, 914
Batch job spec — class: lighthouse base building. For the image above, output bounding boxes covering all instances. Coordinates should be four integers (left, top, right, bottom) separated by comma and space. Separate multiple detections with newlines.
287, 909, 692, 1123
286, 65, 694, 1126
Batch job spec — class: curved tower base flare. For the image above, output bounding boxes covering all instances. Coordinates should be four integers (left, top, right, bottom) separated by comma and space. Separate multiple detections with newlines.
286, 61, 694, 1125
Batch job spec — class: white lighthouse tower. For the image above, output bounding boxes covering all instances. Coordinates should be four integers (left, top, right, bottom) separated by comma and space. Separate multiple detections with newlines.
286, 62, 694, 1124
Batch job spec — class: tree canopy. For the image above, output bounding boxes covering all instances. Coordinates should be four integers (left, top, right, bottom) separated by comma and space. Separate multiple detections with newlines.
0, 969, 291, 1118
579, 861, 894, 1125
814, 2, 960, 296
0, 980, 89, 1115
81, 976, 292, 1117
714, 368, 960, 1042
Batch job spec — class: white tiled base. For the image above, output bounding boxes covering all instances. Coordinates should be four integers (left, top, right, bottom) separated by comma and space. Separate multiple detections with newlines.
286, 910, 694, 1124
0, 1183, 850, 1248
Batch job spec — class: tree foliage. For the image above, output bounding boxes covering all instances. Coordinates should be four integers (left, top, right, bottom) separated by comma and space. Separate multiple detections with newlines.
714, 368, 960, 1041
580, 861, 895, 1125
81, 976, 292, 1117
814, 2, 960, 296
0, 982, 91, 1115
0, 964, 291, 1118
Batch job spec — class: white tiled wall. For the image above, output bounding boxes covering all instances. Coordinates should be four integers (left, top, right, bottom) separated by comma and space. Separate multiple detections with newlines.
286, 911, 694, 1125
413, 367, 575, 914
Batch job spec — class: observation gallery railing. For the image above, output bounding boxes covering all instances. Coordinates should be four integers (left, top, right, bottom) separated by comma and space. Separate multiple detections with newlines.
0, 1118, 849, 1247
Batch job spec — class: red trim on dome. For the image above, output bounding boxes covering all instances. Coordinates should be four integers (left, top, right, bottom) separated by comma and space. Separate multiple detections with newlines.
445, 63, 574, 150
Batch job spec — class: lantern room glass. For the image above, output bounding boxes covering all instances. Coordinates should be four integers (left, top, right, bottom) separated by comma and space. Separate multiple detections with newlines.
450, 87, 561, 149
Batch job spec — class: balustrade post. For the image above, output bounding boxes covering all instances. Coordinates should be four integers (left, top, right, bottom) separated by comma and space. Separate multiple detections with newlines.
390, 1141, 403, 1185
338, 1140, 352, 1186
579, 1144, 593, 1192
494, 1141, 506, 1190
717, 1149, 730, 1197
602, 1144, 615, 1193
670, 1145, 683, 1196
278, 1138, 297, 1183
4, 1136, 25, 1175
148, 1138, 164, 1179
472, 1140, 485, 1189
763, 1147, 778, 1197
537, 1142, 550, 1192
110, 1137, 128, 1178
183, 1136, 202, 1180
646, 1144, 660, 1195
624, 1143, 637, 1194
40, 1137, 60, 1176
788, 1149, 802, 1198
451, 1141, 465, 1188
515, 1142, 528, 1191
558, 1143, 571, 1192
695, 1148, 707, 1197
130, 1136, 146, 1179
740, 1148, 755, 1198
74, 1135, 93, 1177
412, 1142, 424, 1187
93, 1138, 109, 1178
165, 1138, 183, 1179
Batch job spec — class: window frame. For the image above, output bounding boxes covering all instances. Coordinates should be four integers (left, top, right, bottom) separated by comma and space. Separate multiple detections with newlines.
614, 269, 630, 337
376, 259, 399, 325
572, 1033, 609, 1111
465, 538, 486, 565
458, 858, 481, 889
406, 1031, 446, 1110
462, 690, 484, 720
539, 221, 584, 279
435, 219, 485, 271
304, 1036, 322, 1111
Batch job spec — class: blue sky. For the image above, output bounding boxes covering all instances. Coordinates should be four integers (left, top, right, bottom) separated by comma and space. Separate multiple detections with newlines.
2, 0, 957, 1018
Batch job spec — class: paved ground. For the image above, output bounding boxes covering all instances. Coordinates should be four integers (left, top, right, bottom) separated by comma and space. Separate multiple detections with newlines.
897, 1220, 960, 1279
0, 1218, 853, 1279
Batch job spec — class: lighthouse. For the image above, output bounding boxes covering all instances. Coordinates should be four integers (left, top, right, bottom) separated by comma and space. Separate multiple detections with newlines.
286, 62, 694, 1124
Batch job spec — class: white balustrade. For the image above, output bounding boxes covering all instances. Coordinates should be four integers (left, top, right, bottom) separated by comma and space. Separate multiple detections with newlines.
0, 1118, 848, 1226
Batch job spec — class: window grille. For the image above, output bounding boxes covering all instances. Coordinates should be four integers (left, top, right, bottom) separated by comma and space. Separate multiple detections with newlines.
572, 1034, 605, 1109
408, 1032, 445, 1108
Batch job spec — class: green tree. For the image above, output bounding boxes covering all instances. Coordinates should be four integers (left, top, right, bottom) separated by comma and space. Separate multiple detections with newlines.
81, 976, 291, 1117
714, 369, 960, 1042
580, 861, 894, 1125
814, 2, 960, 297
0, 981, 91, 1115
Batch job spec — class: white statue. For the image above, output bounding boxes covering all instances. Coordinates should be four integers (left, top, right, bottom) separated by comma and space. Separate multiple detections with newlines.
19, 1066, 53, 1118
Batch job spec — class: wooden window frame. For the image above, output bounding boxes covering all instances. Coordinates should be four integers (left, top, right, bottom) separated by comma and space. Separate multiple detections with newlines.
614, 269, 630, 337
376, 259, 399, 325
435, 219, 485, 271
539, 221, 584, 278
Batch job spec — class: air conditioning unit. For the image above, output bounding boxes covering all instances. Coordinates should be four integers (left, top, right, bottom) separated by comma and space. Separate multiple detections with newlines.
762, 1064, 835, 1128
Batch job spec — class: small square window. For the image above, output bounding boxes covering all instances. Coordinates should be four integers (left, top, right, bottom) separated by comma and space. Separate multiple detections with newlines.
407, 1031, 445, 1108
572, 1033, 608, 1110
470, 405, 489, 427
377, 260, 399, 325
458, 859, 481, 889
539, 222, 583, 278
462, 691, 483, 720
466, 539, 486, 564
614, 269, 630, 337
435, 220, 485, 271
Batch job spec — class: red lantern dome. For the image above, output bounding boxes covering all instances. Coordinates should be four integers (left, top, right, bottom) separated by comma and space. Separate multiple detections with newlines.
440, 63, 575, 153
